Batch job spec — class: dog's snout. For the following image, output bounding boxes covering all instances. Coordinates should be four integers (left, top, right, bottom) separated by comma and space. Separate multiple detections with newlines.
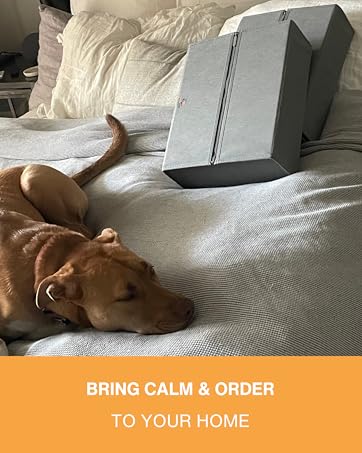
155, 297, 195, 333
185, 299, 195, 319
177, 297, 194, 321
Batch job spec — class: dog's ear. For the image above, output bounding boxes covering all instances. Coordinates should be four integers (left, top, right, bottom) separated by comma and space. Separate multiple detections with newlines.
36, 265, 83, 309
45, 277, 83, 304
35, 266, 90, 326
94, 228, 122, 245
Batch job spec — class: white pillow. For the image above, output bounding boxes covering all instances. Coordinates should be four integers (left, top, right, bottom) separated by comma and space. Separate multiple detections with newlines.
113, 40, 186, 110
46, 12, 141, 119
71, 0, 177, 19
140, 3, 235, 48
219, 0, 362, 91
47, 4, 234, 118
177, 1, 268, 14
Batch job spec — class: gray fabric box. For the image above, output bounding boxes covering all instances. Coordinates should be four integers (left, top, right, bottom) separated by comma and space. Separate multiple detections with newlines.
163, 21, 312, 188
240, 4, 354, 140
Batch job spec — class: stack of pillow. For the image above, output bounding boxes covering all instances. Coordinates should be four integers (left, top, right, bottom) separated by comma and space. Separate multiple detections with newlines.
29, 0, 362, 119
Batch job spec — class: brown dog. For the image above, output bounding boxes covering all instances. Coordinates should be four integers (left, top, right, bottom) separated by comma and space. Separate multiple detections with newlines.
0, 115, 194, 342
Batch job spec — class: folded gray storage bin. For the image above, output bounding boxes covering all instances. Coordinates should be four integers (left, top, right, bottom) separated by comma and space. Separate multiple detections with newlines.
240, 4, 354, 140
163, 21, 312, 188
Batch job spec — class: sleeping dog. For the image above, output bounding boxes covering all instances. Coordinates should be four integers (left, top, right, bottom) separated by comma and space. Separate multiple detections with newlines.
0, 115, 194, 342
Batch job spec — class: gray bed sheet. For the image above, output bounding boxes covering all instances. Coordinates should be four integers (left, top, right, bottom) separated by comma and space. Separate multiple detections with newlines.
1, 91, 361, 356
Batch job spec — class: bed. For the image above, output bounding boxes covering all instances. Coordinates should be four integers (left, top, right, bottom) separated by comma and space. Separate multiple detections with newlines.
1, 0, 361, 356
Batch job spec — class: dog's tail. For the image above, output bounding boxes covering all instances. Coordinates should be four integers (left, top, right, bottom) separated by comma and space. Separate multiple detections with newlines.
72, 114, 128, 187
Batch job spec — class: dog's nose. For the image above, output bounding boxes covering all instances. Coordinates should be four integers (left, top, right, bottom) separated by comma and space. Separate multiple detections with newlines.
179, 297, 195, 321
155, 297, 195, 333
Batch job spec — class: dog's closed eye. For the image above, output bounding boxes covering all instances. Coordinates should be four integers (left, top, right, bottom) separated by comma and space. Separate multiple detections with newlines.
117, 283, 137, 302
140, 260, 156, 275
127, 283, 137, 298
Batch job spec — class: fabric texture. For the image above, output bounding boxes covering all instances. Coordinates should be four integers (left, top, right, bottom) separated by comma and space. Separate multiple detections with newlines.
71, 0, 176, 18
1, 91, 361, 356
219, 0, 362, 91
28, 5, 71, 111
113, 40, 185, 109
45, 3, 233, 119
137, 3, 235, 47
302, 90, 362, 154
19, 109, 48, 119
177, 0, 267, 14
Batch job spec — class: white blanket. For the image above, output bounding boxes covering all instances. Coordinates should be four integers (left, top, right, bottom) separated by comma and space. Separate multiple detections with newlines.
1, 95, 361, 356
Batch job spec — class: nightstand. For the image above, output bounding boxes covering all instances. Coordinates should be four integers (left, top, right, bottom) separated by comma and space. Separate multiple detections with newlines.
0, 56, 37, 118
0, 80, 36, 117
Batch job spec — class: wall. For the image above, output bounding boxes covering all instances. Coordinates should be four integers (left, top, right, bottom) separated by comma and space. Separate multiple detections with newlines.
0, 0, 40, 51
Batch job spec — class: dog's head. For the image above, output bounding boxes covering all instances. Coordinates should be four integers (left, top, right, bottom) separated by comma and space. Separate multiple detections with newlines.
36, 228, 194, 334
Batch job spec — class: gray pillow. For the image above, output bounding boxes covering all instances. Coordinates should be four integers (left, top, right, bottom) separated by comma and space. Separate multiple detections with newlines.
29, 5, 71, 110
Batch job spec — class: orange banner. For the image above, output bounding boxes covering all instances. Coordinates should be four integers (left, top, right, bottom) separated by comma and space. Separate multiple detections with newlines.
0, 357, 360, 452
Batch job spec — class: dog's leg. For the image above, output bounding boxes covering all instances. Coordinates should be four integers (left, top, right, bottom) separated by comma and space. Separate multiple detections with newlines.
20, 164, 92, 238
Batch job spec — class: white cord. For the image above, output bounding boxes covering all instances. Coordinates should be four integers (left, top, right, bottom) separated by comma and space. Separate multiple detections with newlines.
35, 280, 56, 310
46, 285, 56, 302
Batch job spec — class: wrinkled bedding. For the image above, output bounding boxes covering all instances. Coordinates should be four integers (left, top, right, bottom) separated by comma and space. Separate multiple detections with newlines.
220, 0, 362, 92
1, 93, 361, 356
